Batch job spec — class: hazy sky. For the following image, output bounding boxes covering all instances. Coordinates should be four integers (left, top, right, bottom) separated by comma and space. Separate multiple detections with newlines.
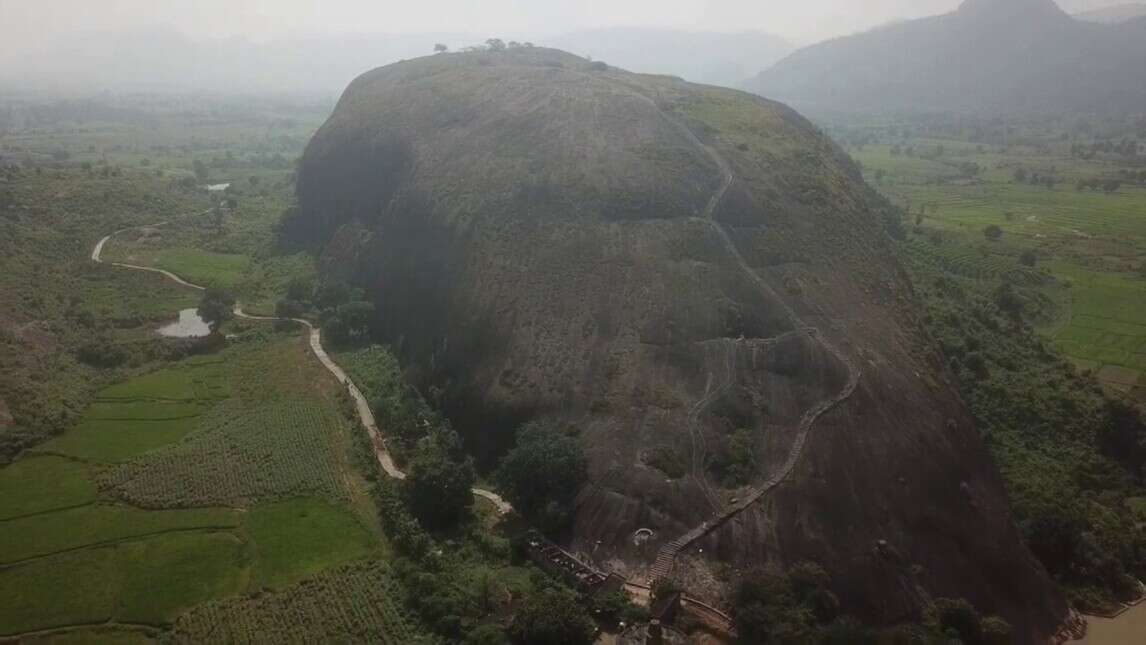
0, 0, 1124, 56
3, 0, 969, 48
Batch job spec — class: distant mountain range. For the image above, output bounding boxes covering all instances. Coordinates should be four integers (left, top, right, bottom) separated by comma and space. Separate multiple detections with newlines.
748, 0, 1146, 114
0, 27, 791, 96
1073, 2, 1146, 22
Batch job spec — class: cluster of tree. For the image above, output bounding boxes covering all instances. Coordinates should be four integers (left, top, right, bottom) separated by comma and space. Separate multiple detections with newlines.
274, 277, 374, 346
458, 39, 537, 54
80, 162, 123, 178
1011, 167, 1058, 189
404, 425, 476, 531
912, 251, 1146, 610
361, 385, 599, 644
197, 286, 236, 333
709, 427, 758, 487
955, 161, 981, 177
889, 144, 916, 157
1118, 168, 1146, 184
1070, 138, 1142, 160
917, 144, 946, 160
733, 563, 1012, 644
1075, 178, 1123, 194
495, 420, 588, 535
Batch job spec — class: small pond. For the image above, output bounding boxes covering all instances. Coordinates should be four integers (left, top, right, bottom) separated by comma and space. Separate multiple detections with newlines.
157, 309, 211, 338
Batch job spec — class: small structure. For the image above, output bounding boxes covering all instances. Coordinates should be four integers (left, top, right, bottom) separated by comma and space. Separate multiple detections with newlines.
525, 531, 608, 590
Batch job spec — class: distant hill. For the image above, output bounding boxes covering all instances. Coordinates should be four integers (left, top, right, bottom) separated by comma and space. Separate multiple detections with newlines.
1074, 2, 1146, 22
748, 0, 1146, 114
545, 28, 791, 88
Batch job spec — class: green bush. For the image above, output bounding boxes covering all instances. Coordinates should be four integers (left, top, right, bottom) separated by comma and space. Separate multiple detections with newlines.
495, 421, 586, 534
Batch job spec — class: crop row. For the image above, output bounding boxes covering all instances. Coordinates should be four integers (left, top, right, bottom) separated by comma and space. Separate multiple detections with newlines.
905, 240, 1046, 286
98, 399, 348, 508
169, 560, 425, 644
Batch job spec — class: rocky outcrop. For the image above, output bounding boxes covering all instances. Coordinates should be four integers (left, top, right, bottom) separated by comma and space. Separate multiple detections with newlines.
296, 47, 1065, 641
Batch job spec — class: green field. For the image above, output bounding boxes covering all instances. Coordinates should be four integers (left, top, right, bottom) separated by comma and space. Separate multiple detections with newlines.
0, 98, 425, 641
170, 560, 426, 644
39, 359, 227, 462
247, 497, 378, 589
0, 455, 96, 519
850, 136, 1146, 398
0, 336, 385, 637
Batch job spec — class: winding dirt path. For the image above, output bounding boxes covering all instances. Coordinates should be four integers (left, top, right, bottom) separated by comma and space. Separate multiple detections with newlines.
91, 228, 512, 515
645, 108, 863, 585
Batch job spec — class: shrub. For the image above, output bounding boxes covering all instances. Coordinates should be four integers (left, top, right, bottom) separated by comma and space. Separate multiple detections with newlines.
495, 421, 586, 534
508, 588, 594, 645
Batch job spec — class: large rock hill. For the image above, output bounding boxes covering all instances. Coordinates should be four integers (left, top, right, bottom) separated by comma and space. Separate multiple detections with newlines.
296, 48, 1064, 640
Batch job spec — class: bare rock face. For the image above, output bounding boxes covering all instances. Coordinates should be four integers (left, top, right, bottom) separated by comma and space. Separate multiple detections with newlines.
0, 397, 13, 429
296, 48, 1065, 640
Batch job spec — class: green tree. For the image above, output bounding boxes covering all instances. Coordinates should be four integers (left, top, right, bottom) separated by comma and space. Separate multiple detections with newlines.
932, 598, 982, 644
197, 286, 235, 333
193, 159, 209, 183
983, 224, 1003, 241
337, 300, 374, 338
405, 427, 476, 531
495, 422, 586, 532
508, 588, 594, 645
464, 624, 506, 644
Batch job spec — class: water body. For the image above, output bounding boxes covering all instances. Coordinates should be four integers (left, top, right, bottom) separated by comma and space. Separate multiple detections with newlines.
158, 309, 211, 338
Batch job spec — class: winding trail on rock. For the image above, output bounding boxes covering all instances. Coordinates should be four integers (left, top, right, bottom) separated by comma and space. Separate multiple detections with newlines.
645, 106, 863, 585
91, 226, 513, 515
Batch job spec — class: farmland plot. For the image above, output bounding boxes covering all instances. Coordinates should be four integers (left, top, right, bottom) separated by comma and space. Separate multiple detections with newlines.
170, 560, 426, 644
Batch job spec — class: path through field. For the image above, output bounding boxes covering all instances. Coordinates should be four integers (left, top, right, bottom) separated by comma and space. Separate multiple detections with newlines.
642, 102, 864, 586
91, 228, 513, 515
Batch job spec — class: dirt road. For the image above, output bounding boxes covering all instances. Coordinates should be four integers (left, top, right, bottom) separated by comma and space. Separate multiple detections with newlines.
92, 226, 512, 515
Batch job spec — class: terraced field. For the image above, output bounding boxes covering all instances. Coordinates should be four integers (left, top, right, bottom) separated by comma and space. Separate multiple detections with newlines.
39, 357, 227, 462
0, 337, 386, 640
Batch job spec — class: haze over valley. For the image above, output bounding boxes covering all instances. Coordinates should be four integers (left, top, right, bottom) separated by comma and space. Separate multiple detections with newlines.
2, 1, 1146, 644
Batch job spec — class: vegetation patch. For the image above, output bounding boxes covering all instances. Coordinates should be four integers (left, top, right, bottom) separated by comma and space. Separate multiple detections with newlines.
169, 560, 425, 644
246, 497, 378, 590
113, 530, 251, 624
0, 530, 247, 634
99, 399, 351, 508
0, 546, 122, 636
0, 455, 96, 520
38, 359, 227, 463
0, 504, 240, 564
